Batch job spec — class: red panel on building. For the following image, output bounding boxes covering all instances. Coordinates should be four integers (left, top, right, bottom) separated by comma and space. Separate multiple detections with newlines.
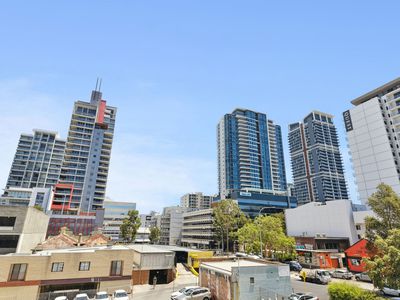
345, 239, 373, 273
51, 183, 74, 211
96, 100, 107, 124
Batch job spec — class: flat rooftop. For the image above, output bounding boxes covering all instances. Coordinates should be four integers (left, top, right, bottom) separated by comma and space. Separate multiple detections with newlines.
150, 245, 204, 252
127, 244, 174, 254
351, 77, 400, 106
200, 259, 278, 275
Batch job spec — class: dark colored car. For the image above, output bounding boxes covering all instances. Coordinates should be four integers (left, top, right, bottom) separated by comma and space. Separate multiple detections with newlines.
289, 261, 302, 272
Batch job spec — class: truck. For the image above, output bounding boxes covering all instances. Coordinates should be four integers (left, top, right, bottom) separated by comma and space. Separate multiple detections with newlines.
305, 269, 332, 284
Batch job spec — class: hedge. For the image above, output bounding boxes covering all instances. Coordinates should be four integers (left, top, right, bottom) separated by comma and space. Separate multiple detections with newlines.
327, 282, 384, 300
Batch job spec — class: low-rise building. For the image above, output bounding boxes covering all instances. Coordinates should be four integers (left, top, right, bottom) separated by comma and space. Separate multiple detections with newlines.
0, 206, 49, 254
199, 259, 291, 300
344, 238, 375, 273
102, 200, 137, 241
35, 226, 110, 251
0, 187, 52, 210
285, 200, 359, 245
180, 192, 214, 210
47, 209, 104, 237
160, 206, 187, 246
135, 227, 150, 243
0, 245, 134, 300
181, 208, 214, 249
130, 244, 175, 285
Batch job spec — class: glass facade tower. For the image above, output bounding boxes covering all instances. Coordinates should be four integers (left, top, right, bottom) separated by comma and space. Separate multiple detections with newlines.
289, 111, 349, 205
217, 108, 287, 199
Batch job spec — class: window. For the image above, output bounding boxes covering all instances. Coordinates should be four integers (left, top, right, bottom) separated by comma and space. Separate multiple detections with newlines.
355, 225, 361, 230
9, 264, 27, 281
79, 261, 90, 271
51, 262, 64, 272
250, 277, 255, 284
0, 217, 16, 227
110, 260, 123, 276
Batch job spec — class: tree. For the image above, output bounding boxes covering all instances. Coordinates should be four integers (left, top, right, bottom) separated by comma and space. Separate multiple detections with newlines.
365, 183, 400, 241
365, 229, 400, 289
33, 204, 44, 212
213, 199, 248, 252
149, 226, 160, 244
120, 210, 141, 243
237, 214, 296, 259
363, 183, 400, 289
255, 215, 295, 259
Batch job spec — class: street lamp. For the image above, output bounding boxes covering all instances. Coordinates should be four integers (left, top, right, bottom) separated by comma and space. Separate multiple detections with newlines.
257, 206, 271, 258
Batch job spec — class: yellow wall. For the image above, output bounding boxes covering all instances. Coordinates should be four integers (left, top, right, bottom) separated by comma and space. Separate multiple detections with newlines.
0, 286, 39, 300
188, 251, 213, 268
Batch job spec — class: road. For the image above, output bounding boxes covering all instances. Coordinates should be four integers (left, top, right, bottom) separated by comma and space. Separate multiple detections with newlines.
131, 267, 376, 300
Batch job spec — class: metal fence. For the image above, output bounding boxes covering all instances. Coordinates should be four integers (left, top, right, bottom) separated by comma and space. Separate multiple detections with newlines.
38, 289, 98, 300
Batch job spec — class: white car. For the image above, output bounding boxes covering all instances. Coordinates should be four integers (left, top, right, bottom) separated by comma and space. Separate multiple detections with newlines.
54, 297, 68, 300
73, 294, 90, 300
289, 293, 319, 300
171, 286, 200, 299
383, 287, 400, 297
113, 289, 129, 300
173, 287, 211, 300
95, 291, 110, 300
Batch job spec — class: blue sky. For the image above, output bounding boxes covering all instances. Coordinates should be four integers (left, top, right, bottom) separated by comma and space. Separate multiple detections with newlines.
0, 1, 399, 213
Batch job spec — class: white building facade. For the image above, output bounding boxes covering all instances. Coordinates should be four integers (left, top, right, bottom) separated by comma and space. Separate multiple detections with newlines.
344, 78, 400, 205
285, 200, 359, 245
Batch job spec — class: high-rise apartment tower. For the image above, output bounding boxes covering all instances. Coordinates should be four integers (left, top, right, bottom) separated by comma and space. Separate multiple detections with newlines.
217, 108, 287, 198
5, 129, 65, 189
51, 89, 116, 214
345, 78, 400, 205
289, 111, 349, 205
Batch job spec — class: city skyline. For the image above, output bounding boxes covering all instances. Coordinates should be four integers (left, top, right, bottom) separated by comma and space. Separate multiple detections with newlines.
1, 1, 400, 213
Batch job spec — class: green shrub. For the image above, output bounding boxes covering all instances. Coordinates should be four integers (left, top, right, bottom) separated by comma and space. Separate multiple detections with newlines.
328, 282, 384, 300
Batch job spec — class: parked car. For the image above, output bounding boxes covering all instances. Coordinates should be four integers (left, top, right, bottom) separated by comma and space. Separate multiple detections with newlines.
95, 291, 110, 300
305, 270, 331, 284
289, 293, 319, 300
172, 287, 211, 300
112, 290, 129, 300
289, 261, 302, 272
171, 286, 200, 299
355, 272, 372, 282
54, 297, 68, 300
330, 269, 353, 280
382, 287, 400, 297
73, 294, 89, 300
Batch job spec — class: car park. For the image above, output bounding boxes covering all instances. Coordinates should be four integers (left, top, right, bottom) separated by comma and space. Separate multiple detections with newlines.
289, 292, 319, 300
112, 290, 129, 300
382, 287, 400, 297
95, 291, 110, 300
330, 269, 353, 280
355, 272, 372, 282
73, 294, 90, 300
172, 287, 211, 300
171, 286, 200, 299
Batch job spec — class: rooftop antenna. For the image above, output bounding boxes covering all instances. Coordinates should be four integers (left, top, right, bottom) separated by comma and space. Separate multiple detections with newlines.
98, 78, 102, 92
95, 78, 99, 91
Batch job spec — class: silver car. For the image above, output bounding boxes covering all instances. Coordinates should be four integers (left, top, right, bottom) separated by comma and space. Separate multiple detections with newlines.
355, 272, 372, 282
330, 269, 353, 280
382, 286, 400, 297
